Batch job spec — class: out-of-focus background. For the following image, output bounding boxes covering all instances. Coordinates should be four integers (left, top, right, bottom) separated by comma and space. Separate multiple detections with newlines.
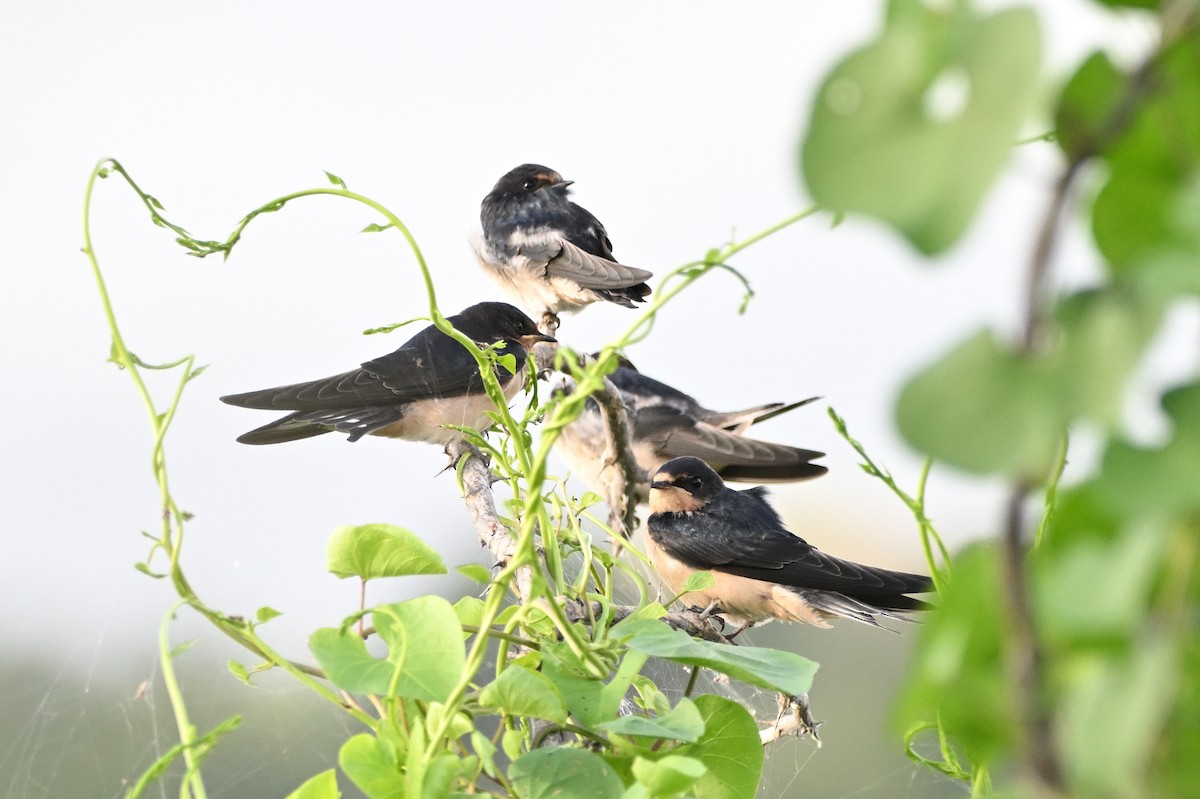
0, 2, 1172, 796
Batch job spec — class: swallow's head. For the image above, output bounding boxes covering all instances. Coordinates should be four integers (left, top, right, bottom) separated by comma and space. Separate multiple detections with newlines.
649, 457, 724, 513
455, 302, 556, 352
486, 163, 573, 204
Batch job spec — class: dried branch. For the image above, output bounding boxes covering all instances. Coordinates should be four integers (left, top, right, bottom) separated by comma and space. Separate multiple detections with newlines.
564, 600, 729, 644
450, 440, 533, 601
592, 375, 647, 537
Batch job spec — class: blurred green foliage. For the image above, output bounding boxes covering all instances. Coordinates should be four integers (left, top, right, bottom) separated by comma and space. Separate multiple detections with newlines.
804, 0, 1200, 795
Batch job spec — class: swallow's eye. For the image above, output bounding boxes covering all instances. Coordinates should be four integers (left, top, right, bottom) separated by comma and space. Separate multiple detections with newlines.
681, 475, 703, 492
522, 179, 537, 191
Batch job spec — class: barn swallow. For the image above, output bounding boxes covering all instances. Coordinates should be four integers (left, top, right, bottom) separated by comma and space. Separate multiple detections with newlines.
220, 302, 554, 447
555, 357, 828, 502
475, 164, 652, 324
647, 457, 930, 629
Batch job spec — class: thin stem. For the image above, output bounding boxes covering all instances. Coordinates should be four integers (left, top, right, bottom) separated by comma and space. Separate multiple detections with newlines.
157, 604, 208, 799
683, 664, 702, 698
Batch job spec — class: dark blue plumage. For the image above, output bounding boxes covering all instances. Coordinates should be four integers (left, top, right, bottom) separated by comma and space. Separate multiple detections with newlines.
476, 164, 652, 319
220, 302, 553, 447
647, 457, 930, 629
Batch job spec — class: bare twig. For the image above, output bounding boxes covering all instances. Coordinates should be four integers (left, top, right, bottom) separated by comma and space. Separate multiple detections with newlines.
592, 375, 646, 538
451, 440, 533, 601
564, 600, 729, 644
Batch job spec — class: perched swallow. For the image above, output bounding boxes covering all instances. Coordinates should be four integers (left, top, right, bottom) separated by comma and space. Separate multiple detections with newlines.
220, 302, 554, 446
475, 164, 652, 322
555, 358, 828, 502
647, 457, 930, 629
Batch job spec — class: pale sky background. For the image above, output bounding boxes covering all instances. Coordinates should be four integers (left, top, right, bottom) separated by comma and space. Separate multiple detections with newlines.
1, 2, 1184, 798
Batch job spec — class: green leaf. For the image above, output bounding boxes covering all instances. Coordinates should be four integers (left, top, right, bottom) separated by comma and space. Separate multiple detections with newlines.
456, 563, 491, 584
501, 727, 524, 763
675, 695, 763, 799
470, 730, 498, 778
496, 352, 518, 377
362, 222, 394, 233
541, 641, 647, 728
479, 664, 569, 724
452, 596, 485, 630
897, 544, 1014, 765
339, 734, 404, 799
227, 659, 252, 686
1092, 382, 1200, 519
630, 755, 706, 798
1090, 35, 1200, 278
325, 523, 446, 581
309, 628, 392, 695
284, 769, 341, 799
509, 748, 624, 799
324, 170, 347, 189
1048, 289, 1161, 426
801, 1, 1041, 254
540, 641, 617, 728
311, 596, 465, 700
255, 606, 282, 624
1055, 51, 1125, 160
1061, 638, 1179, 797
680, 571, 715, 595
374, 597, 466, 702
617, 619, 817, 696
601, 697, 705, 743
1036, 519, 1168, 645
896, 330, 1061, 476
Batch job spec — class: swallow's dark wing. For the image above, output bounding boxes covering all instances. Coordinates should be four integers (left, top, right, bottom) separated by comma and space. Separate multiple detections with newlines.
636, 407, 827, 482
221, 329, 521, 411
607, 366, 703, 415
700, 396, 822, 434
537, 238, 653, 290
654, 488, 929, 599
232, 405, 407, 445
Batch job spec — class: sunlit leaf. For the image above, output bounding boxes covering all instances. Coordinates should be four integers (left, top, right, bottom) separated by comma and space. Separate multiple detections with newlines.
284, 769, 341, 799
509, 748, 624, 799
802, 1, 1041, 254
675, 695, 763, 799
601, 696, 705, 743
456, 563, 491, 584
680, 571, 715, 594
325, 523, 446, 581
339, 734, 403, 799
311, 596, 465, 700
1061, 638, 1179, 797
374, 597, 466, 702
631, 754, 706, 797
898, 544, 1014, 765
479, 664, 569, 724
896, 330, 1061, 476
617, 619, 817, 696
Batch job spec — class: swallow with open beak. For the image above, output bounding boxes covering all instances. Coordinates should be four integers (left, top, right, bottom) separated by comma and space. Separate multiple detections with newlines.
475, 164, 652, 326
555, 357, 828, 503
647, 457, 930, 630
220, 302, 555, 447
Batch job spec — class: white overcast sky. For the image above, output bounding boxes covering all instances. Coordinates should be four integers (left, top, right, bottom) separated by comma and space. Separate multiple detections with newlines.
1, 0, 1184, 742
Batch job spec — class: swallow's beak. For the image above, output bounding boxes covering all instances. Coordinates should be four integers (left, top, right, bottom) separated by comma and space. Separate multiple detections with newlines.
521, 333, 557, 348
551, 179, 574, 190
650, 481, 671, 490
